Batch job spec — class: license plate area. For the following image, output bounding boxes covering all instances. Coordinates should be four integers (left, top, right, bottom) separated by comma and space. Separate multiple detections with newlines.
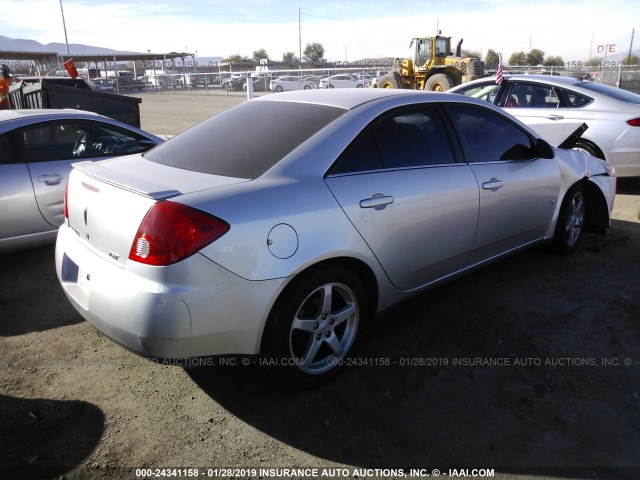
61, 253, 90, 309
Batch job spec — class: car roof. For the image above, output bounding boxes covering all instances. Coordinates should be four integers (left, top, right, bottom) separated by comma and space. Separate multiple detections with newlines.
255, 88, 437, 110
459, 74, 587, 88
0, 108, 103, 123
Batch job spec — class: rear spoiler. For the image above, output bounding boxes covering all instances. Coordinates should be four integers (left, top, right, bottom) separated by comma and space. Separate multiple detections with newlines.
558, 123, 589, 150
72, 161, 181, 200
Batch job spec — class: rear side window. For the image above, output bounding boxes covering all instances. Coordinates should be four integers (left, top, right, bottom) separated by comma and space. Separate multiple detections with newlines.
330, 106, 456, 174
559, 88, 593, 107
145, 101, 345, 179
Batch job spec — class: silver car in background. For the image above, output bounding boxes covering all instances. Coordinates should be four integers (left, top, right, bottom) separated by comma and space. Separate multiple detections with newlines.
448, 74, 640, 177
0, 110, 163, 254
56, 89, 615, 385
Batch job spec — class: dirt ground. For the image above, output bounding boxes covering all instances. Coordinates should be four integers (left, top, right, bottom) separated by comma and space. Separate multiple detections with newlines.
1, 92, 640, 480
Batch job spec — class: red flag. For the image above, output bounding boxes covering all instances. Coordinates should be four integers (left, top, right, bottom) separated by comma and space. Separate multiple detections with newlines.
496, 63, 504, 85
63, 59, 79, 79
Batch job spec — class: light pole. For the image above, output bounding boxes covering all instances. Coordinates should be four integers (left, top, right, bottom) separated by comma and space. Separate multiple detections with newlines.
59, 0, 70, 55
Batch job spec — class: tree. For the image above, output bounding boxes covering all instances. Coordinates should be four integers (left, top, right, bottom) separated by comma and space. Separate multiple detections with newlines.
252, 49, 269, 62
461, 49, 481, 59
485, 49, 500, 68
509, 51, 527, 66
282, 51, 299, 63
303, 43, 325, 63
585, 57, 603, 67
624, 54, 640, 65
544, 56, 564, 67
526, 49, 545, 66
223, 54, 244, 63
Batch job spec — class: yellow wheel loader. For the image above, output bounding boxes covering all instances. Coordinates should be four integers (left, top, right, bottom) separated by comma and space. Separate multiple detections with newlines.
375, 35, 485, 91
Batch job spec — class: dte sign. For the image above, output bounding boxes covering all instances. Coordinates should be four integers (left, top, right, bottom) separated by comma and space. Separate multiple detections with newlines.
597, 44, 617, 53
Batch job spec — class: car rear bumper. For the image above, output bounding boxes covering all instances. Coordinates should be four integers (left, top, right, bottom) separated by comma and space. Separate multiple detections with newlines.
55, 225, 286, 359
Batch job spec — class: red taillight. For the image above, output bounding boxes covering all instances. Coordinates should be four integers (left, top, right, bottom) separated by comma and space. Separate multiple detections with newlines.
64, 181, 69, 219
128, 201, 230, 266
627, 118, 640, 127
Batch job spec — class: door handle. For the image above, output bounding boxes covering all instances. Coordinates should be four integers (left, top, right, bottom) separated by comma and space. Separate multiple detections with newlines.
38, 174, 63, 185
545, 114, 565, 120
359, 193, 394, 210
482, 179, 504, 191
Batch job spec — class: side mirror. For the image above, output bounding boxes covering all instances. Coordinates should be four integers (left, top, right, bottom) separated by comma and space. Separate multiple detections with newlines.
535, 138, 555, 159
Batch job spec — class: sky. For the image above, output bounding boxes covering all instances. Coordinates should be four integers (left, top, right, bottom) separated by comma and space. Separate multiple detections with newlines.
3, 0, 639, 64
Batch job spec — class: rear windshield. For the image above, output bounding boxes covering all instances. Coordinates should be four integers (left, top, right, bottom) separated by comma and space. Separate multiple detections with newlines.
144, 101, 346, 179
578, 82, 640, 104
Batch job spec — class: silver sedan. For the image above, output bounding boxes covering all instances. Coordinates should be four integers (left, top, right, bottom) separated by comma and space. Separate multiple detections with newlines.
0, 109, 163, 253
56, 89, 616, 385
448, 74, 640, 177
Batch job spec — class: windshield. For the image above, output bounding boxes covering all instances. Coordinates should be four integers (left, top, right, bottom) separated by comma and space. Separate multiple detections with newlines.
578, 82, 640, 104
144, 101, 345, 179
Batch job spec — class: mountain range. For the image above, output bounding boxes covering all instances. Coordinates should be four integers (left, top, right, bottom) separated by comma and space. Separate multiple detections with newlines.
0, 35, 223, 66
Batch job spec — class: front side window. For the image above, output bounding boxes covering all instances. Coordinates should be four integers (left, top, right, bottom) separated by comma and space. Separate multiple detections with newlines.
451, 82, 501, 104
330, 107, 456, 175
502, 82, 560, 108
447, 105, 536, 163
416, 39, 432, 67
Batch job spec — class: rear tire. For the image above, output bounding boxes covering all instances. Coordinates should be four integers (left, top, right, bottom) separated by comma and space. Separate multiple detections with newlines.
262, 267, 368, 386
377, 73, 399, 89
553, 184, 586, 254
424, 73, 454, 92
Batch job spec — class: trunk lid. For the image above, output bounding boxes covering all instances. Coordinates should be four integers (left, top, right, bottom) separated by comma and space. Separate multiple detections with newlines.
66, 156, 248, 267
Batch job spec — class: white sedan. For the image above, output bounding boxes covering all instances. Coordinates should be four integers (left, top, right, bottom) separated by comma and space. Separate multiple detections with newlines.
270, 76, 315, 92
319, 75, 369, 89
449, 74, 640, 177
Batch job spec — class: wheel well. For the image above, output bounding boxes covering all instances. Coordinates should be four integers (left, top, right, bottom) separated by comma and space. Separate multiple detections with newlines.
575, 138, 606, 161
580, 179, 610, 233
294, 257, 378, 316
260, 257, 379, 354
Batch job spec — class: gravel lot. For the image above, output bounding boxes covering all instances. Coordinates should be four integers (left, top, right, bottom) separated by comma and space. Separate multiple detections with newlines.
1, 92, 640, 480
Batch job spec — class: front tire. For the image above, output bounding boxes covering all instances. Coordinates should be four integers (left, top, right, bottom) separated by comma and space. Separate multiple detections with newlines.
262, 267, 368, 386
553, 185, 586, 254
275, 85, 283, 92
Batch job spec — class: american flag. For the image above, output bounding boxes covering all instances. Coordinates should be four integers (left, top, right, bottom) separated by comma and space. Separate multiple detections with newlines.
496, 63, 504, 85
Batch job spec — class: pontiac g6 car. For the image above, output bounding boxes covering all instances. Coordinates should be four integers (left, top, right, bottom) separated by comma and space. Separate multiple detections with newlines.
56, 89, 616, 384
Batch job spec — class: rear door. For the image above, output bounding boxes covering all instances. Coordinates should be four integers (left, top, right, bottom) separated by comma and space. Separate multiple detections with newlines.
0, 132, 52, 240
325, 105, 479, 291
